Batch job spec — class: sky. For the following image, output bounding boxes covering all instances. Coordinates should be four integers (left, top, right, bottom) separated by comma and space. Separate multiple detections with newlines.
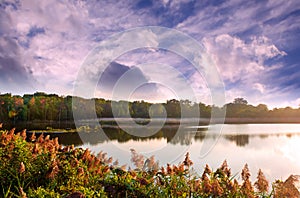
0, 0, 300, 108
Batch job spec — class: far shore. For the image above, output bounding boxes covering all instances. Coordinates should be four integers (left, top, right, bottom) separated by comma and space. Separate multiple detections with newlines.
2, 117, 300, 131
224, 117, 300, 124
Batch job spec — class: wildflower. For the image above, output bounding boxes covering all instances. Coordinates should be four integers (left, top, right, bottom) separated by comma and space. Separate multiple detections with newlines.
33, 143, 39, 154
30, 132, 36, 142
102, 165, 110, 173
15, 132, 20, 140
81, 149, 91, 161
19, 187, 27, 198
193, 179, 201, 192
45, 135, 50, 141
183, 152, 193, 167
273, 180, 289, 197
130, 149, 144, 170
161, 166, 166, 175
242, 179, 255, 198
47, 164, 59, 179
232, 179, 239, 193
20, 129, 26, 140
167, 163, 174, 175
72, 149, 79, 157
93, 158, 100, 167
120, 164, 127, 171
203, 174, 212, 194
172, 165, 179, 173
106, 157, 113, 164
241, 164, 250, 181
88, 155, 95, 165
211, 179, 223, 196
72, 158, 80, 167
155, 174, 164, 186
19, 162, 25, 174
177, 163, 185, 174
102, 153, 107, 160
63, 146, 70, 152
37, 133, 44, 143
54, 137, 59, 148
130, 170, 137, 178
220, 160, 231, 177
77, 167, 84, 176
138, 178, 149, 186
202, 164, 212, 180
113, 160, 119, 166
9, 128, 15, 136
97, 151, 103, 160
254, 169, 269, 193
145, 155, 158, 171
241, 164, 255, 197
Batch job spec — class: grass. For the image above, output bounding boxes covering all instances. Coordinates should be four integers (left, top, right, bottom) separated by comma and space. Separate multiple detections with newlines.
0, 125, 290, 197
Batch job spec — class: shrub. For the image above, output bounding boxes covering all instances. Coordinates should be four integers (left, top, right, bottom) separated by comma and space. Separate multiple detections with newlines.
0, 124, 278, 197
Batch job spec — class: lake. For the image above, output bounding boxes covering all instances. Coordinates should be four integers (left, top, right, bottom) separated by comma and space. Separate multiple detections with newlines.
33, 123, 300, 182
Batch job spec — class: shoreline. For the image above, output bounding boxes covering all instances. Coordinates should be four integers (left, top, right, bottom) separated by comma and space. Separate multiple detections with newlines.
2, 117, 300, 131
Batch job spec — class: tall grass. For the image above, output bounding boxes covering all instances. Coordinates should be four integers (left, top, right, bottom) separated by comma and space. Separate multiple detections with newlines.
0, 124, 288, 197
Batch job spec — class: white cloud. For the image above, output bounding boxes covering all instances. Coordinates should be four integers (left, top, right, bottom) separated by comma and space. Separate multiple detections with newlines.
202, 34, 286, 104
176, 0, 300, 50
285, 98, 300, 109
203, 34, 286, 82
1, 0, 167, 95
114, 47, 214, 103
225, 89, 243, 104
1, 0, 299, 107
136, 62, 198, 102
253, 83, 265, 94
250, 36, 287, 59
1, 0, 94, 94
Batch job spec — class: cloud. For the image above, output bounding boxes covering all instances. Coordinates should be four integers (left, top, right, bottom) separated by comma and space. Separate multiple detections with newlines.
98, 61, 156, 100
172, 0, 300, 106
202, 34, 286, 103
112, 48, 212, 103
0, 0, 98, 95
294, 98, 300, 108
176, 0, 300, 43
0, 0, 299, 107
253, 83, 265, 94
95, 61, 185, 102
203, 34, 286, 82
0, 6, 34, 94
0, 37, 33, 91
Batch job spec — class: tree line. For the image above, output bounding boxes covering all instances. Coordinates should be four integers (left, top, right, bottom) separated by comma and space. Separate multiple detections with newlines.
0, 92, 299, 122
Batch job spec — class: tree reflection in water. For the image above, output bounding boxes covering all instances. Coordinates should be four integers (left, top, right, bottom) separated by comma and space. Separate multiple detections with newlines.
26, 126, 208, 146
26, 126, 300, 147
224, 134, 249, 147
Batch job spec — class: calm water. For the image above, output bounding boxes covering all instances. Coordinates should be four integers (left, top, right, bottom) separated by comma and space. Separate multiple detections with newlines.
36, 123, 300, 182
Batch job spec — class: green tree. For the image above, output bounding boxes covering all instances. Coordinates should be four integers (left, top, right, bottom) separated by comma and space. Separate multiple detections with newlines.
166, 99, 180, 118
233, 98, 248, 105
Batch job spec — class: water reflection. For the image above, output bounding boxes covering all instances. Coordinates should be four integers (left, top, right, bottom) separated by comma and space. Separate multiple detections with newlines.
224, 134, 249, 147
27, 124, 300, 148
27, 126, 208, 146
26, 124, 300, 182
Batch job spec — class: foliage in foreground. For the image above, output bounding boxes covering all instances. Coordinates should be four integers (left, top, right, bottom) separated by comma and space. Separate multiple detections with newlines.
0, 125, 287, 197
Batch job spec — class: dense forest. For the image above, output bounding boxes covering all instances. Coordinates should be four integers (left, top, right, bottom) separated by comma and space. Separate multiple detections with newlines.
0, 92, 299, 123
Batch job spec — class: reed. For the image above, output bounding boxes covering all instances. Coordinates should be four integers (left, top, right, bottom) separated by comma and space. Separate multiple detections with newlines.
0, 124, 287, 197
